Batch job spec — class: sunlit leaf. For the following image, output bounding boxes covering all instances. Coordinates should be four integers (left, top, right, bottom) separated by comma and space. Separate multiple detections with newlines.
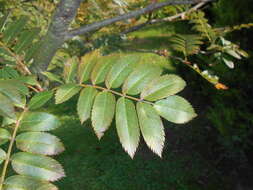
91, 55, 117, 85
16, 132, 65, 155
11, 152, 65, 181
122, 64, 162, 95
4, 175, 58, 190
154, 95, 197, 124
77, 87, 98, 124
105, 54, 139, 89
91, 91, 116, 139
141, 74, 186, 101
116, 97, 140, 158
20, 112, 60, 132
63, 57, 78, 83
137, 102, 165, 157
55, 84, 81, 104
78, 49, 100, 83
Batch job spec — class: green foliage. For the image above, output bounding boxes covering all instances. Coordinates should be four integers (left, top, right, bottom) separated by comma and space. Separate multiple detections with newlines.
170, 34, 203, 59
51, 51, 195, 158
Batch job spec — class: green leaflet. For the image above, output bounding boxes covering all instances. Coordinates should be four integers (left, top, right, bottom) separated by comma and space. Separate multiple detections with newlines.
222, 57, 234, 69
105, 54, 139, 89
63, 57, 78, 83
77, 87, 98, 124
55, 84, 82, 104
137, 102, 165, 157
42, 72, 63, 84
154, 95, 197, 124
91, 91, 116, 139
0, 66, 19, 79
0, 148, 6, 164
225, 49, 241, 59
1, 117, 16, 127
170, 34, 203, 56
0, 79, 29, 96
78, 49, 100, 83
122, 64, 162, 95
91, 55, 117, 85
15, 76, 39, 86
0, 13, 9, 32
0, 87, 22, 106
28, 91, 54, 110
116, 97, 140, 158
11, 152, 65, 182
13, 28, 41, 54
16, 132, 65, 155
19, 112, 60, 132
141, 74, 186, 101
0, 93, 16, 119
4, 175, 58, 190
3, 16, 29, 44
0, 128, 11, 146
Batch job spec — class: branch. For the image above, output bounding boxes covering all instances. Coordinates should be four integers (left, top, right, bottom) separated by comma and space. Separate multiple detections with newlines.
121, 1, 208, 34
66, 0, 214, 39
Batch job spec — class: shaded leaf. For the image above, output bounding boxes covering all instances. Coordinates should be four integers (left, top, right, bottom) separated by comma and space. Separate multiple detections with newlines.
42, 72, 63, 84
14, 28, 41, 54
116, 97, 140, 158
91, 91, 116, 139
3, 16, 29, 44
122, 64, 162, 95
154, 95, 197, 124
28, 91, 54, 110
55, 84, 81, 104
20, 112, 60, 132
11, 152, 65, 181
0, 148, 6, 164
0, 128, 11, 146
137, 102, 165, 157
0, 93, 16, 119
16, 132, 65, 155
77, 87, 98, 124
4, 175, 58, 190
141, 74, 186, 101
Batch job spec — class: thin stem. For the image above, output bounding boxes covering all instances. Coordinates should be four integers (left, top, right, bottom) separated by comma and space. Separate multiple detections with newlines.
79, 84, 153, 105
0, 108, 28, 189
